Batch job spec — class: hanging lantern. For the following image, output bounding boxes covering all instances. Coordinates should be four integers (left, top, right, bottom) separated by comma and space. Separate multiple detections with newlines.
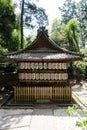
31, 62, 34, 69
31, 73, 35, 80
65, 73, 68, 80
62, 63, 67, 69
27, 63, 31, 69
44, 73, 47, 80
39, 62, 43, 69
28, 73, 31, 80
25, 73, 28, 80
51, 73, 54, 80
51, 63, 55, 69
55, 73, 59, 80
21, 63, 25, 69
40, 73, 44, 80
55, 63, 58, 69
47, 73, 50, 80
59, 63, 62, 69
48, 63, 51, 69
59, 73, 62, 79
44, 63, 47, 69
25, 63, 28, 69
22, 73, 25, 80
34, 63, 38, 69
36, 73, 39, 80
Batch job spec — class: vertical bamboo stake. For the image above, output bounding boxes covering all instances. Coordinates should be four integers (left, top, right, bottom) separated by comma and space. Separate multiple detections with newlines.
14, 87, 16, 102
42, 86, 43, 100
28, 86, 29, 102
37, 86, 38, 100
18, 86, 19, 102
35, 86, 36, 101
28, 86, 30, 101
16, 86, 18, 102
57, 86, 58, 101
61, 84, 63, 101
30, 86, 31, 101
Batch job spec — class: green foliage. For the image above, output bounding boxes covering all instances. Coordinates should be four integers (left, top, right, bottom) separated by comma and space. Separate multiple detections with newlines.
67, 104, 81, 116
0, 44, 8, 54
0, 63, 18, 73
50, 19, 64, 46
24, 33, 36, 48
4, 63, 18, 73
0, 0, 20, 53
59, 0, 87, 48
51, 18, 61, 32
74, 48, 87, 78
10, 29, 20, 51
74, 48, 87, 68
0, 0, 15, 35
65, 18, 80, 52
50, 18, 80, 52
67, 105, 87, 130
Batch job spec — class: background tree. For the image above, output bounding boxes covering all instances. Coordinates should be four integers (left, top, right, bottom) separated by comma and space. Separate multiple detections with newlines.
59, 0, 77, 24
50, 18, 80, 52
76, 0, 87, 47
0, 0, 20, 53
19, 0, 48, 49
64, 18, 80, 52
59, 0, 87, 48
74, 48, 87, 78
24, 29, 36, 48
20, 0, 24, 49
50, 19, 67, 48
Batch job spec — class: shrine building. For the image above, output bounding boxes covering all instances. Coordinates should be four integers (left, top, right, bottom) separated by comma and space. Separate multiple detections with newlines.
3, 27, 83, 103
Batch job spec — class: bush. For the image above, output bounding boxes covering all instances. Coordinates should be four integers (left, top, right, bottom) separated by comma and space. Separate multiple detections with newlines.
67, 105, 87, 130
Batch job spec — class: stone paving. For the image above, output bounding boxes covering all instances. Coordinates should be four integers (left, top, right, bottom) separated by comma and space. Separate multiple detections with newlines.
0, 79, 87, 130
0, 107, 84, 130
72, 80, 87, 107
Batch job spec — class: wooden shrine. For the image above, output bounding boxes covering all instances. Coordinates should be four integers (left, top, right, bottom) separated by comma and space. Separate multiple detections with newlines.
3, 27, 83, 103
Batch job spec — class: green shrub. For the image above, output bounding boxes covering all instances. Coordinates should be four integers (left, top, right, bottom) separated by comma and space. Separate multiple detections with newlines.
67, 105, 87, 130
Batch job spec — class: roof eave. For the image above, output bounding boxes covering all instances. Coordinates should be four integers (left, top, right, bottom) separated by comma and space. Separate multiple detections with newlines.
3, 56, 83, 63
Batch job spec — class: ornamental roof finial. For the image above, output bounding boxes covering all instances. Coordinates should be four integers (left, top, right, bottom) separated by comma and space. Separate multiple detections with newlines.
37, 26, 48, 37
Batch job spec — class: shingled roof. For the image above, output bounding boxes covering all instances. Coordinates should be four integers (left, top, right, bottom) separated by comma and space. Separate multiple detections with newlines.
3, 27, 83, 62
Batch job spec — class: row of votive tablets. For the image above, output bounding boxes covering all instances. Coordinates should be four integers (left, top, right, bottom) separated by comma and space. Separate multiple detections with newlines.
19, 73, 68, 80
19, 62, 68, 70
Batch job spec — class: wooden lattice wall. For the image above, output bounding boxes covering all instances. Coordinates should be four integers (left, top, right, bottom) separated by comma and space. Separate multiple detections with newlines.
14, 85, 72, 102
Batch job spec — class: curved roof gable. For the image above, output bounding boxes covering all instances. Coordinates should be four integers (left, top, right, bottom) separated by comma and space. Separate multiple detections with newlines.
18, 27, 82, 56
2, 27, 83, 62
23, 31, 63, 52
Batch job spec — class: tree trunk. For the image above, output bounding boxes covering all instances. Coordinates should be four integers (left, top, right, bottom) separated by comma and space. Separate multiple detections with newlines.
72, 27, 80, 52
20, 0, 24, 49
85, 66, 87, 79
76, 68, 80, 83
79, 22, 85, 48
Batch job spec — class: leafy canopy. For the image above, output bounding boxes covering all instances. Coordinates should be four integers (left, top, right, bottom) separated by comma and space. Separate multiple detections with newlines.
0, 0, 20, 53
